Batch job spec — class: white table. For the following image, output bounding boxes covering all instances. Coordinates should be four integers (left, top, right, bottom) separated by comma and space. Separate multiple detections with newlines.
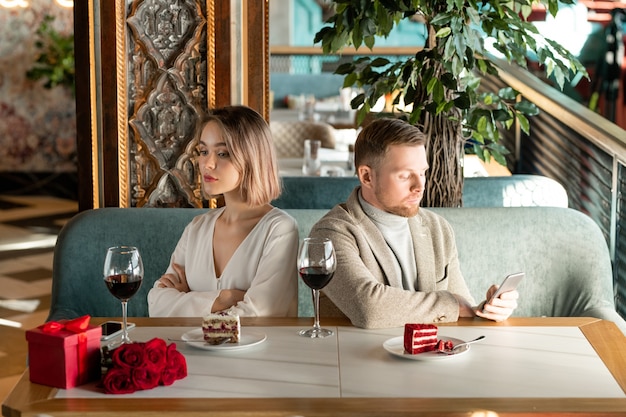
271, 108, 357, 129
5, 317, 626, 416
54, 324, 622, 400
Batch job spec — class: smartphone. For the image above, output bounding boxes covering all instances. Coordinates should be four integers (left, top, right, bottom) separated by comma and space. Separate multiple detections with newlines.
486, 272, 524, 305
101, 321, 136, 341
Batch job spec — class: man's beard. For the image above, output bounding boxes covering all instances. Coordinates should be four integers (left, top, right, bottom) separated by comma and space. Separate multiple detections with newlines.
386, 204, 420, 218
374, 187, 420, 218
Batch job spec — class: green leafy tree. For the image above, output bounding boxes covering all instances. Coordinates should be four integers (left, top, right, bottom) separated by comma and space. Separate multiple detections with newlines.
26, 15, 75, 95
315, 0, 586, 206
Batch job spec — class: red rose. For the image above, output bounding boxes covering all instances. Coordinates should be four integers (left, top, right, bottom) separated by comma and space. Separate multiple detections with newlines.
144, 338, 167, 370
160, 343, 187, 386
112, 342, 146, 369
102, 367, 136, 394
132, 363, 162, 390
103, 339, 187, 394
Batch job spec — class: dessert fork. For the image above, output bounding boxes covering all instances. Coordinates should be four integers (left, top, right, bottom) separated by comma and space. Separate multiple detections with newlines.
438, 335, 485, 355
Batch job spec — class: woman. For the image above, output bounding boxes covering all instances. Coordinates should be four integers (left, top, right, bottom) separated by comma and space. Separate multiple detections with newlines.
148, 106, 298, 317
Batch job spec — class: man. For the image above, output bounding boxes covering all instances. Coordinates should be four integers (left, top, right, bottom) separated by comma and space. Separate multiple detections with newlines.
309, 118, 518, 328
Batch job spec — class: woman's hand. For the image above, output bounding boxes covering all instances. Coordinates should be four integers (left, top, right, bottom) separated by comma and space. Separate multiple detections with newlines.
157, 263, 190, 293
213, 289, 246, 312
475, 284, 519, 321
157, 263, 245, 311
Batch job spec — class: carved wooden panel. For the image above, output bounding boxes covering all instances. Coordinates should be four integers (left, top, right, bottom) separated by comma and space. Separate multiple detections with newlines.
126, 0, 207, 207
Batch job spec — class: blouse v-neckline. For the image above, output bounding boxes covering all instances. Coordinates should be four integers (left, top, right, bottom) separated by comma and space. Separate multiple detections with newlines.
211, 207, 276, 280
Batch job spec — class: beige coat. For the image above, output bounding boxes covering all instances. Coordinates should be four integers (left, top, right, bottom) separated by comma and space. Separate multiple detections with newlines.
309, 188, 476, 328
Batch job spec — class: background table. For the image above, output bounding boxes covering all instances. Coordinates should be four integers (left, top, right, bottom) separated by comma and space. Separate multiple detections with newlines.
278, 152, 491, 177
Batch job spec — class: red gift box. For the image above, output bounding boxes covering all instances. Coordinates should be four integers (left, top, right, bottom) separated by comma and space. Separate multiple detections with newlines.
25, 315, 102, 389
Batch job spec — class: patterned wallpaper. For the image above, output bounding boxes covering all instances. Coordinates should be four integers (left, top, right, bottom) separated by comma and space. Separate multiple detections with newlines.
0, 1, 75, 173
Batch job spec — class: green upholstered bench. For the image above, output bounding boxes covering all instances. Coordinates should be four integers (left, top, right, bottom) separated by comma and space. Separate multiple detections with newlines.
48, 206, 625, 335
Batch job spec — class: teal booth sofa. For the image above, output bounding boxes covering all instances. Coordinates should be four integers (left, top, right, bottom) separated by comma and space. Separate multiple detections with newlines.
272, 175, 568, 209
48, 206, 625, 335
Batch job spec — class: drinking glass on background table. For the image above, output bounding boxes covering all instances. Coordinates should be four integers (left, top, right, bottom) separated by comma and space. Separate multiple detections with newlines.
302, 139, 321, 176
103, 245, 143, 346
298, 237, 336, 338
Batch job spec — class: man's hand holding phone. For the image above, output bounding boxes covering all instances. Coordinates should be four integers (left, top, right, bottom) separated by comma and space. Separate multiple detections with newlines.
475, 272, 523, 322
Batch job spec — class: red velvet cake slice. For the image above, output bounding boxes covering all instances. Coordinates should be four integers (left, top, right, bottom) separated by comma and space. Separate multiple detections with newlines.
403, 323, 438, 354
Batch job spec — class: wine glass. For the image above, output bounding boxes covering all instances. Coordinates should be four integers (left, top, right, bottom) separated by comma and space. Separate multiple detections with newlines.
298, 237, 336, 338
103, 245, 143, 346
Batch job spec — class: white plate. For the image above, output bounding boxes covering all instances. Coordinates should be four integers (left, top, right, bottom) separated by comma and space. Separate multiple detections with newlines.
180, 328, 266, 351
383, 336, 469, 361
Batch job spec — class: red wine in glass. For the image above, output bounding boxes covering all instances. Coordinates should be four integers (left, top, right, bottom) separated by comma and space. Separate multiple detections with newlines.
299, 267, 334, 290
103, 246, 143, 346
104, 274, 142, 301
298, 237, 336, 338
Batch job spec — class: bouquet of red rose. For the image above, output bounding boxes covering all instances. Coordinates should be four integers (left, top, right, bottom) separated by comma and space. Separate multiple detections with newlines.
102, 338, 187, 394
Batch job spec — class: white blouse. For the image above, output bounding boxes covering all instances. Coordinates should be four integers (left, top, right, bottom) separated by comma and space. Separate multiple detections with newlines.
148, 207, 299, 317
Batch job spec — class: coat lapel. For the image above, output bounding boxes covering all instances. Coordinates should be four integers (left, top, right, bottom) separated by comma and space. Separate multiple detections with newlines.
360, 218, 404, 288
347, 189, 403, 288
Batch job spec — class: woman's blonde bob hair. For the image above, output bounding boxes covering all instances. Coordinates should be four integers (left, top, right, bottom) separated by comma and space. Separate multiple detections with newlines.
196, 106, 281, 206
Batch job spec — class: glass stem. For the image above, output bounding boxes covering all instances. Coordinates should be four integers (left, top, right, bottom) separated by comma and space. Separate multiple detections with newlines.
312, 289, 321, 330
121, 300, 130, 344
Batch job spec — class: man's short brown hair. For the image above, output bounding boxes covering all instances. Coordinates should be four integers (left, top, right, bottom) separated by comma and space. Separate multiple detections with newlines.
354, 118, 427, 171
